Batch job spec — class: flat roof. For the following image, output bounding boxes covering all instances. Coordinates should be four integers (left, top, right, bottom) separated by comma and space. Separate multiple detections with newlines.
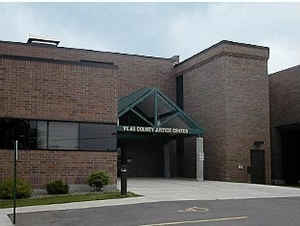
175, 40, 269, 67
0, 40, 174, 62
269, 64, 300, 78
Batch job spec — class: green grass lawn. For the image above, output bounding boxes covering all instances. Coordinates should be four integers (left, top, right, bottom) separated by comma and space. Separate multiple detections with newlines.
0, 192, 139, 209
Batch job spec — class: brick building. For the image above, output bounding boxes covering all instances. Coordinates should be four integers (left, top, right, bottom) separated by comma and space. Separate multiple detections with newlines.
269, 65, 300, 185
0, 37, 296, 188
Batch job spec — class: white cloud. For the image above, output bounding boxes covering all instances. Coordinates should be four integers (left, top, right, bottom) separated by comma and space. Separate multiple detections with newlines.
0, 4, 112, 51
165, 3, 300, 73
0, 3, 299, 73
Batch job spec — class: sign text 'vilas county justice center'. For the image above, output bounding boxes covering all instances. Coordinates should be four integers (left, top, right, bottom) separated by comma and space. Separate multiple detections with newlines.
121, 126, 189, 134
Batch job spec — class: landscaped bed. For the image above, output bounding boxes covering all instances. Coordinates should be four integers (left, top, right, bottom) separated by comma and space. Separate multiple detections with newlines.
0, 171, 140, 209
0, 191, 139, 209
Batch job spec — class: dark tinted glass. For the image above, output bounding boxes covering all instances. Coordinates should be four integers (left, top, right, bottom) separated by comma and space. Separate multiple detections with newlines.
48, 122, 79, 150
37, 121, 48, 149
79, 123, 116, 150
0, 118, 19, 149
0, 118, 115, 151
0, 118, 36, 149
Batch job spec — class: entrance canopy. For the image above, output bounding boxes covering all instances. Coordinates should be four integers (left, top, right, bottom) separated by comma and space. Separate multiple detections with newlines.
117, 88, 203, 136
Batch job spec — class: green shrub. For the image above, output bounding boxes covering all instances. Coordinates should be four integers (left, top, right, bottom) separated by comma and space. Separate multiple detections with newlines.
88, 171, 110, 191
46, 180, 69, 194
0, 178, 32, 199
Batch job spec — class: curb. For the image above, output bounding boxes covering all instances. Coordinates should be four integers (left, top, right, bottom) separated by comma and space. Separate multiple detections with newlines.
0, 196, 147, 215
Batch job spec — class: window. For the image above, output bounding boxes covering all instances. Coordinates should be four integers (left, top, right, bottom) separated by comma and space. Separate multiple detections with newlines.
176, 75, 184, 110
48, 122, 79, 150
79, 123, 116, 150
36, 121, 48, 149
0, 118, 19, 149
0, 118, 32, 149
27, 120, 48, 149
0, 118, 116, 151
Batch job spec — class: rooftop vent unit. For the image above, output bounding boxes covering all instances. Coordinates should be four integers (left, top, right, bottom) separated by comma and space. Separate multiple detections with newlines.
27, 35, 60, 47
170, 55, 180, 65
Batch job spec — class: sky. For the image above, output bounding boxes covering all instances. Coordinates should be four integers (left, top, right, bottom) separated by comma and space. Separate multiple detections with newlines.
1, 3, 300, 73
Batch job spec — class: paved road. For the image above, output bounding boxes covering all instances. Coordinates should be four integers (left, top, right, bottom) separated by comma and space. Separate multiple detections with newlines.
15, 197, 300, 226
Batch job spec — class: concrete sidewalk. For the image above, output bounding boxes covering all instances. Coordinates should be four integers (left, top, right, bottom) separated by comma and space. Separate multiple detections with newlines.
1, 179, 300, 225
0, 213, 12, 226
126, 178, 300, 201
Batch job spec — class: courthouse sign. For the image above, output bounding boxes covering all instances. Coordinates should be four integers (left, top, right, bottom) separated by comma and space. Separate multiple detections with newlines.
120, 126, 189, 134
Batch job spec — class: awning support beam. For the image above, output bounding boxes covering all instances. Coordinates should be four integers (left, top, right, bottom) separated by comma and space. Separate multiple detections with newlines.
154, 89, 158, 127
131, 108, 154, 127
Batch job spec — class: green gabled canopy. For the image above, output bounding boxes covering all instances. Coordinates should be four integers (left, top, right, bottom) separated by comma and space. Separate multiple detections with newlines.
118, 88, 204, 136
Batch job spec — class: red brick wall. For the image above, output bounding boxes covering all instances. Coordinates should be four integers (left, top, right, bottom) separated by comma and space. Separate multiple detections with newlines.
223, 55, 271, 183
0, 57, 117, 123
269, 66, 300, 127
0, 149, 117, 188
0, 41, 176, 101
180, 57, 227, 181
175, 41, 271, 183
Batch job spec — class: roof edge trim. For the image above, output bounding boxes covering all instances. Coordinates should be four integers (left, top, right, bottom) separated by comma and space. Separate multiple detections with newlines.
175, 40, 269, 68
0, 40, 175, 62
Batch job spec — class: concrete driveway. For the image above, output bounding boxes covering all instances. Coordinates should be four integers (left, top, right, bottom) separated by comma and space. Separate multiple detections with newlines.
125, 178, 300, 202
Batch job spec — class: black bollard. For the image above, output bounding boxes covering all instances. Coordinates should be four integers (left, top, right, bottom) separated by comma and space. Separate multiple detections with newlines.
120, 165, 127, 195
120, 148, 127, 195
13, 140, 18, 225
